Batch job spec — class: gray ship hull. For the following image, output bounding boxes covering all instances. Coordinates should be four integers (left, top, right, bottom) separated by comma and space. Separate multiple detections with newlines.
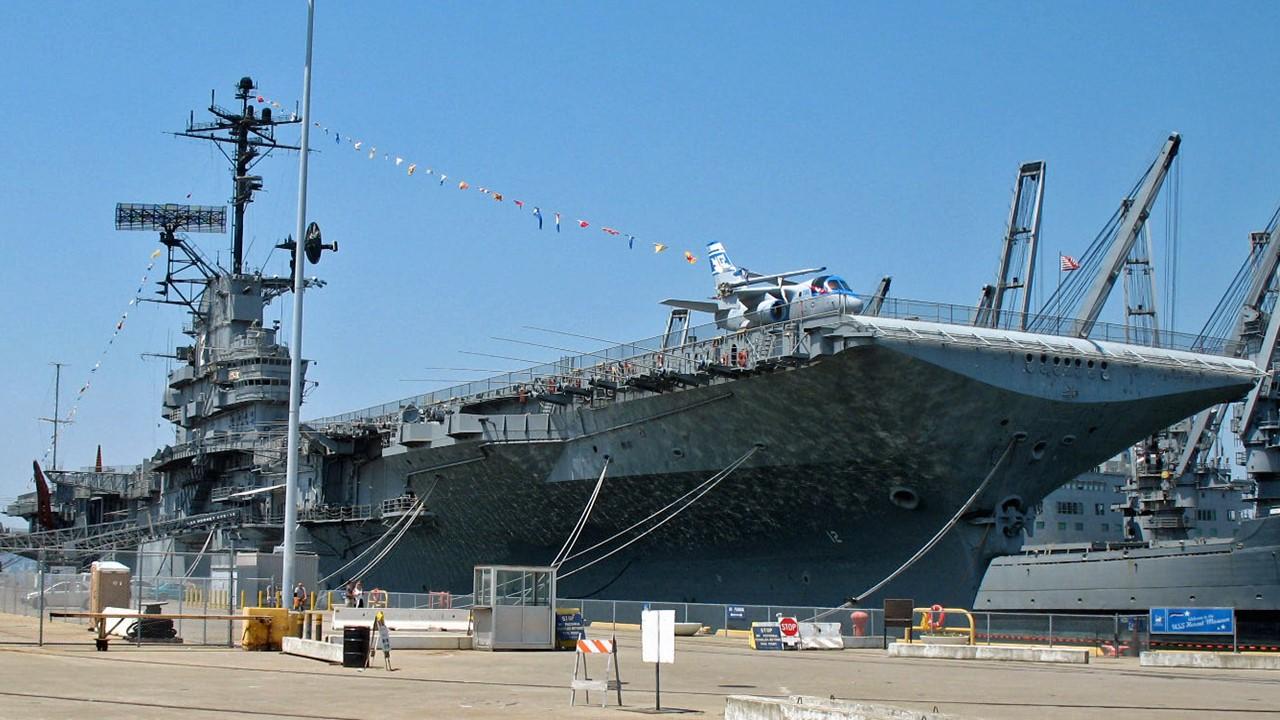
975, 514, 1280, 616
310, 323, 1258, 608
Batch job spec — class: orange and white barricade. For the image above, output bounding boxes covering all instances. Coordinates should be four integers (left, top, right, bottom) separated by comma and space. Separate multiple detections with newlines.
570, 638, 622, 708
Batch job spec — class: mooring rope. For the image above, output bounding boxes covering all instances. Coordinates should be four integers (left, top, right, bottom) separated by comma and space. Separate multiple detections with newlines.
560, 445, 760, 567
551, 458, 610, 568
318, 477, 439, 586
559, 445, 759, 580
345, 476, 442, 584
808, 436, 1019, 622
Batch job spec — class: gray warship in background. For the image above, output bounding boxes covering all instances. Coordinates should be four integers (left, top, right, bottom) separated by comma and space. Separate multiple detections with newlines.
977, 209, 1280, 627
2, 83, 1261, 610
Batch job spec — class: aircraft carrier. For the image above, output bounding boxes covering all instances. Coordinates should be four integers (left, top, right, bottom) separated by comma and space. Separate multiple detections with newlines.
2, 80, 1263, 609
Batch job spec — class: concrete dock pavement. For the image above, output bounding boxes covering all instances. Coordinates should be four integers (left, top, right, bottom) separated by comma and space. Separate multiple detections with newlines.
0, 618, 1277, 719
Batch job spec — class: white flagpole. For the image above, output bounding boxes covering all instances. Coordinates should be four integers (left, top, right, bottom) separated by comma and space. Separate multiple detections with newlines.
283, 0, 316, 604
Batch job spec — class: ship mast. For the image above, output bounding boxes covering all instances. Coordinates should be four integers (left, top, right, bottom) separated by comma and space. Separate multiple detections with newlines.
38, 362, 70, 471
174, 77, 302, 275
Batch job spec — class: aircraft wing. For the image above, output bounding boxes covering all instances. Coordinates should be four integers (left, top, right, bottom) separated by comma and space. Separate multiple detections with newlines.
726, 266, 826, 288
661, 299, 721, 314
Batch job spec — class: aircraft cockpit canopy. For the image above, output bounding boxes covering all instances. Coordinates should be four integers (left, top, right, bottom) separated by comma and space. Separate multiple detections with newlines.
810, 275, 855, 296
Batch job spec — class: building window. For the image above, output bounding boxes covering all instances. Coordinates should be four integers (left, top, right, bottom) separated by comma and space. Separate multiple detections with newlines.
1056, 501, 1083, 515
1035, 521, 1045, 530
1057, 522, 1067, 531
1227, 510, 1236, 521
1094, 503, 1106, 515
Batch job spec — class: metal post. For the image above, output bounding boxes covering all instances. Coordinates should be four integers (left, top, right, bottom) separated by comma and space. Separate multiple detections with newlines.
37, 554, 45, 646
228, 547, 237, 648
281, 0, 316, 603
612, 600, 616, 627
723, 605, 728, 634
655, 662, 661, 711
986, 613, 991, 645
1048, 614, 1054, 648
135, 545, 143, 647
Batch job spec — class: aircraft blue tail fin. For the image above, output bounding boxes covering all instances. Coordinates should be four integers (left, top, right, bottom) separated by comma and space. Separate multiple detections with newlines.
707, 242, 738, 286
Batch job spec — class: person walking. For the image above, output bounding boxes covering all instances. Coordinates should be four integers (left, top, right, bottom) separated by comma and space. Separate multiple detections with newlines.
344, 580, 355, 608
371, 611, 393, 670
292, 581, 308, 611
353, 580, 365, 608
265, 579, 276, 608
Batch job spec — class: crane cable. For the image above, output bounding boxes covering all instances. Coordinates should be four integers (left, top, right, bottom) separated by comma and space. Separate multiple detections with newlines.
559, 445, 759, 580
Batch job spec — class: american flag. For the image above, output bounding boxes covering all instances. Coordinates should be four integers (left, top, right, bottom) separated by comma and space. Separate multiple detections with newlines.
1060, 255, 1081, 271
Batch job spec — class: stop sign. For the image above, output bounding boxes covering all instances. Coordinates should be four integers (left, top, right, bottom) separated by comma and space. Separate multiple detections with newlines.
779, 617, 799, 637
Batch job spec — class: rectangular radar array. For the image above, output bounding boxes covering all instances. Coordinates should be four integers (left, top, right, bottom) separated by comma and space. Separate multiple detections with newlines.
115, 203, 227, 233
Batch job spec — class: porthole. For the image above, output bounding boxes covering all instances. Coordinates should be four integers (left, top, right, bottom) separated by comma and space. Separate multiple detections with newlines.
1025, 353, 1034, 362
1040, 354, 1048, 363
1101, 361, 1109, 370
1061, 435, 1076, 446
999, 418, 1010, 427
1031, 440, 1048, 459
672, 448, 685, 458
1074, 358, 1082, 367
1053, 356, 1060, 365
1087, 360, 1095, 369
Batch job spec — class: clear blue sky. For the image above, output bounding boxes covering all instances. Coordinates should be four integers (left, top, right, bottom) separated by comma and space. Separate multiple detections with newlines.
2, 1, 1278, 523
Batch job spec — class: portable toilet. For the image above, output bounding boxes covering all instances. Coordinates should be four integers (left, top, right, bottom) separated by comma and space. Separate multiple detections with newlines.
89, 561, 131, 614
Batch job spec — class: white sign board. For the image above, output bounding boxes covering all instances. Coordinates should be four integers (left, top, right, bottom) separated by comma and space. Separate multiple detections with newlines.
641, 609, 675, 664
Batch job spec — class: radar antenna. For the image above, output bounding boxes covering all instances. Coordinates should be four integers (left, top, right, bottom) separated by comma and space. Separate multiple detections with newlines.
173, 76, 301, 274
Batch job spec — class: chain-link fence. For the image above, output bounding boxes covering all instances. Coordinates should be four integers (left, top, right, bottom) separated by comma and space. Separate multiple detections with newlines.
0, 549, 251, 646
0, 548, 1162, 654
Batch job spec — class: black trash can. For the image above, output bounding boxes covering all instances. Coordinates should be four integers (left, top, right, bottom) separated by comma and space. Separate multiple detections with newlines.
342, 626, 370, 668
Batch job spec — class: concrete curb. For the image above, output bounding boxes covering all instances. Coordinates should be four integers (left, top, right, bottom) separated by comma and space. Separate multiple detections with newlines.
726, 695, 965, 720
1141, 651, 1280, 670
888, 642, 1089, 664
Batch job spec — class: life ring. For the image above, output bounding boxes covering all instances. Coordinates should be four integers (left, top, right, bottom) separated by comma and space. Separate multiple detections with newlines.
737, 350, 748, 367
926, 604, 946, 631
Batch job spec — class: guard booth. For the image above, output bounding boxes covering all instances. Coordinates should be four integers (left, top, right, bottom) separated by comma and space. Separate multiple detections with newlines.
471, 565, 556, 650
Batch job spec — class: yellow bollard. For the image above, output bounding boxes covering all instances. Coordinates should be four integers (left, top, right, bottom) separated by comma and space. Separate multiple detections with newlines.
326, 591, 332, 610
309, 591, 315, 611
240, 590, 245, 609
